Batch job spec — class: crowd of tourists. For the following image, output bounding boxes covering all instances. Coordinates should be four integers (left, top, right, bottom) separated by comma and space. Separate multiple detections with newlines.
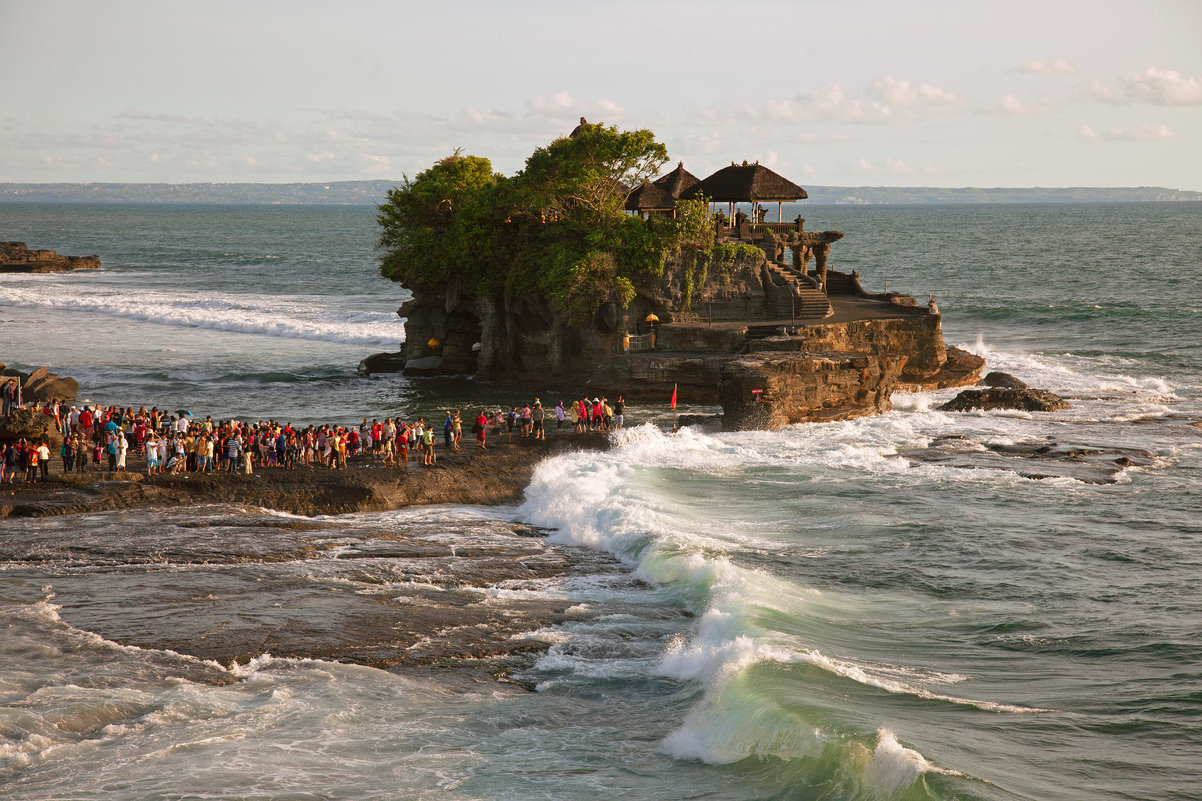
1, 394, 626, 485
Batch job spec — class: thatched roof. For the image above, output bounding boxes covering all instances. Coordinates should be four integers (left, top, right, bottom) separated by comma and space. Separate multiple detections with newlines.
653, 161, 700, 199
680, 162, 807, 202
624, 182, 675, 211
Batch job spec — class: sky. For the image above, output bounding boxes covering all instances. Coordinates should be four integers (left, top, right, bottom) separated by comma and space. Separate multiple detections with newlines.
2, 0, 1200, 189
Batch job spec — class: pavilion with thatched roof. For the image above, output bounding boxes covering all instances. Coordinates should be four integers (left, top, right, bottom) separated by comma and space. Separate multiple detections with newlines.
653, 161, 700, 200
624, 182, 675, 218
680, 160, 807, 222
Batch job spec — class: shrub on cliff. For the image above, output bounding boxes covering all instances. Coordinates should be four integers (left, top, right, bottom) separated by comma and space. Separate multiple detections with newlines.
377, 123, 713, 321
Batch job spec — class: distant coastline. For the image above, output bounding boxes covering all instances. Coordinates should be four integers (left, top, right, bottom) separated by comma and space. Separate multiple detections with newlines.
2, 180, 1199, 206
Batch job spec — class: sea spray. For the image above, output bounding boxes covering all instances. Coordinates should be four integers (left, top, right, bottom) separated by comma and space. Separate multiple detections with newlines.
0, 278, 405, 347
518, 425, 980, 795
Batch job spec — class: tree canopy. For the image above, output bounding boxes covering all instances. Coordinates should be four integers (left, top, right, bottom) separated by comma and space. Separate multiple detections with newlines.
378, 122, 712, 321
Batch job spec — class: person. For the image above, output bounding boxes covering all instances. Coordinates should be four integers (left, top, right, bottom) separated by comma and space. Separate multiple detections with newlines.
421, 422, 436, 465
61, 437, 74, 473
555, 400, 566, 432
145, 432, 159, 475
115, 432, 127, 473
23, 437, 37, 481
591, 397, 604, 431
382, 425, 396, 466
37, 440, 51, 481
443, 411, 454, 449
451, 410, 463, 452
532, 401, 545, 441
576, 398, 588, 433
227, 433, 243, 473
614, 396, 625, 429
74, 435, 88, 474
1, 378, 15, 416
395, 421, 408, 468
520, 403, 533, 438
474, 410, 489, 449
106, 430, 119, 471
4, 441, 20, 482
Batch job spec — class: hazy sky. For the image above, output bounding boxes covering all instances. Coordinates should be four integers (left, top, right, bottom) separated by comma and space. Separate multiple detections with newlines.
2, 0, 1200, 188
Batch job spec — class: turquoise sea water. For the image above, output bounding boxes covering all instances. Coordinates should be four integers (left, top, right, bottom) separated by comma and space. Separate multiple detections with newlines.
1, 202, 1200, 800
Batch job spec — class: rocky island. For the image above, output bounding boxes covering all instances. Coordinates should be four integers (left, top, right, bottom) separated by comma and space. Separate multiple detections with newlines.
0, 240, 100, 272
373, 120, 983, 428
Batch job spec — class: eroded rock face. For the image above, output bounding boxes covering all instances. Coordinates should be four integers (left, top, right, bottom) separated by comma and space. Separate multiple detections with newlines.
0, 406, 62, 447
1, 241, 100, 273
940, 387, 1069, 413
396, 249, 771, 381
719, 351, 908, 430
747, 315, 947, 380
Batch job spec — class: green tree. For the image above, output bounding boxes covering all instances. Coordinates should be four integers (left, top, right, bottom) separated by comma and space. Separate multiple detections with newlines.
378, 124, 695, 322
516, 121, 668, 229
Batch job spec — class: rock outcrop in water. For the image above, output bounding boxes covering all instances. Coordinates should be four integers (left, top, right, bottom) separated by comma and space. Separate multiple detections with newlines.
377, 127, 983, 429
979, 371, 1029, 390
940, 387, 1069, 413
0, 241, 100, 273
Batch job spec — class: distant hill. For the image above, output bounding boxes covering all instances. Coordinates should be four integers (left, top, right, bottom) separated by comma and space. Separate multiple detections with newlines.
0, 181, 400, 205
805, 186, 1202, 205
0, 181, 1198, 206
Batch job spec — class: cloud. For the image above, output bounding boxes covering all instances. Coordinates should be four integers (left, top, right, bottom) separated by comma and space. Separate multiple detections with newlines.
852, 156, 922, 175
866, 76, 962, 107
992, 94, 1041, 115
669, 77, 962, 129
1126, 67, 1202, 105
1077, 123, 1174, 142
1075, 77, 1121, 103
1077, 67, 1202, 105
118, 109, 206, 124
1019, 59, 1077, 74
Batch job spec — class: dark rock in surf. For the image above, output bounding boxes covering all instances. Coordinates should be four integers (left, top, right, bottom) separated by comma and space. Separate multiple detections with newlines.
358, 350, 407, 375
980, 371, 1029, 390
940, 387, 1069, 413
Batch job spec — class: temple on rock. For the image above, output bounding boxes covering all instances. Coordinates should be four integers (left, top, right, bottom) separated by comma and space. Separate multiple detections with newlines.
373, 120, 984, 429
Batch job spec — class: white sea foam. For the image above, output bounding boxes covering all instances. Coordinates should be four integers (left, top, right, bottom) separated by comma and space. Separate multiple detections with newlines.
518, 419, 1058, 778
959, 336, 1176, 398
863, 729, 965, 795
0, 281, 405, 346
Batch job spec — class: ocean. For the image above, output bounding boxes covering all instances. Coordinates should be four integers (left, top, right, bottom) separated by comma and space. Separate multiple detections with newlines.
2, 201, 1200, 800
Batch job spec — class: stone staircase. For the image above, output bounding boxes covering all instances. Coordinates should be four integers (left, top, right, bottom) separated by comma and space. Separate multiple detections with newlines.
764, 261, 832, 321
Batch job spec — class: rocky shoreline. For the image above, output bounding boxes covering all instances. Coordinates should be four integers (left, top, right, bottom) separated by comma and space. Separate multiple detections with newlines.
3, 432, 625, 684
0, 432, 609, 519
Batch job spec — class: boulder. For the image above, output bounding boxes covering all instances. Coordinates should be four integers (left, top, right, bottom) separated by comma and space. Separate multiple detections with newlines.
24, 374, 80, 402
0, 406, 62, 447
403, 355, 444, 375
940, 387, 1069, 413
980, 371, 1029, 390
4, 365, 79, 402
358, 351, 407, 375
